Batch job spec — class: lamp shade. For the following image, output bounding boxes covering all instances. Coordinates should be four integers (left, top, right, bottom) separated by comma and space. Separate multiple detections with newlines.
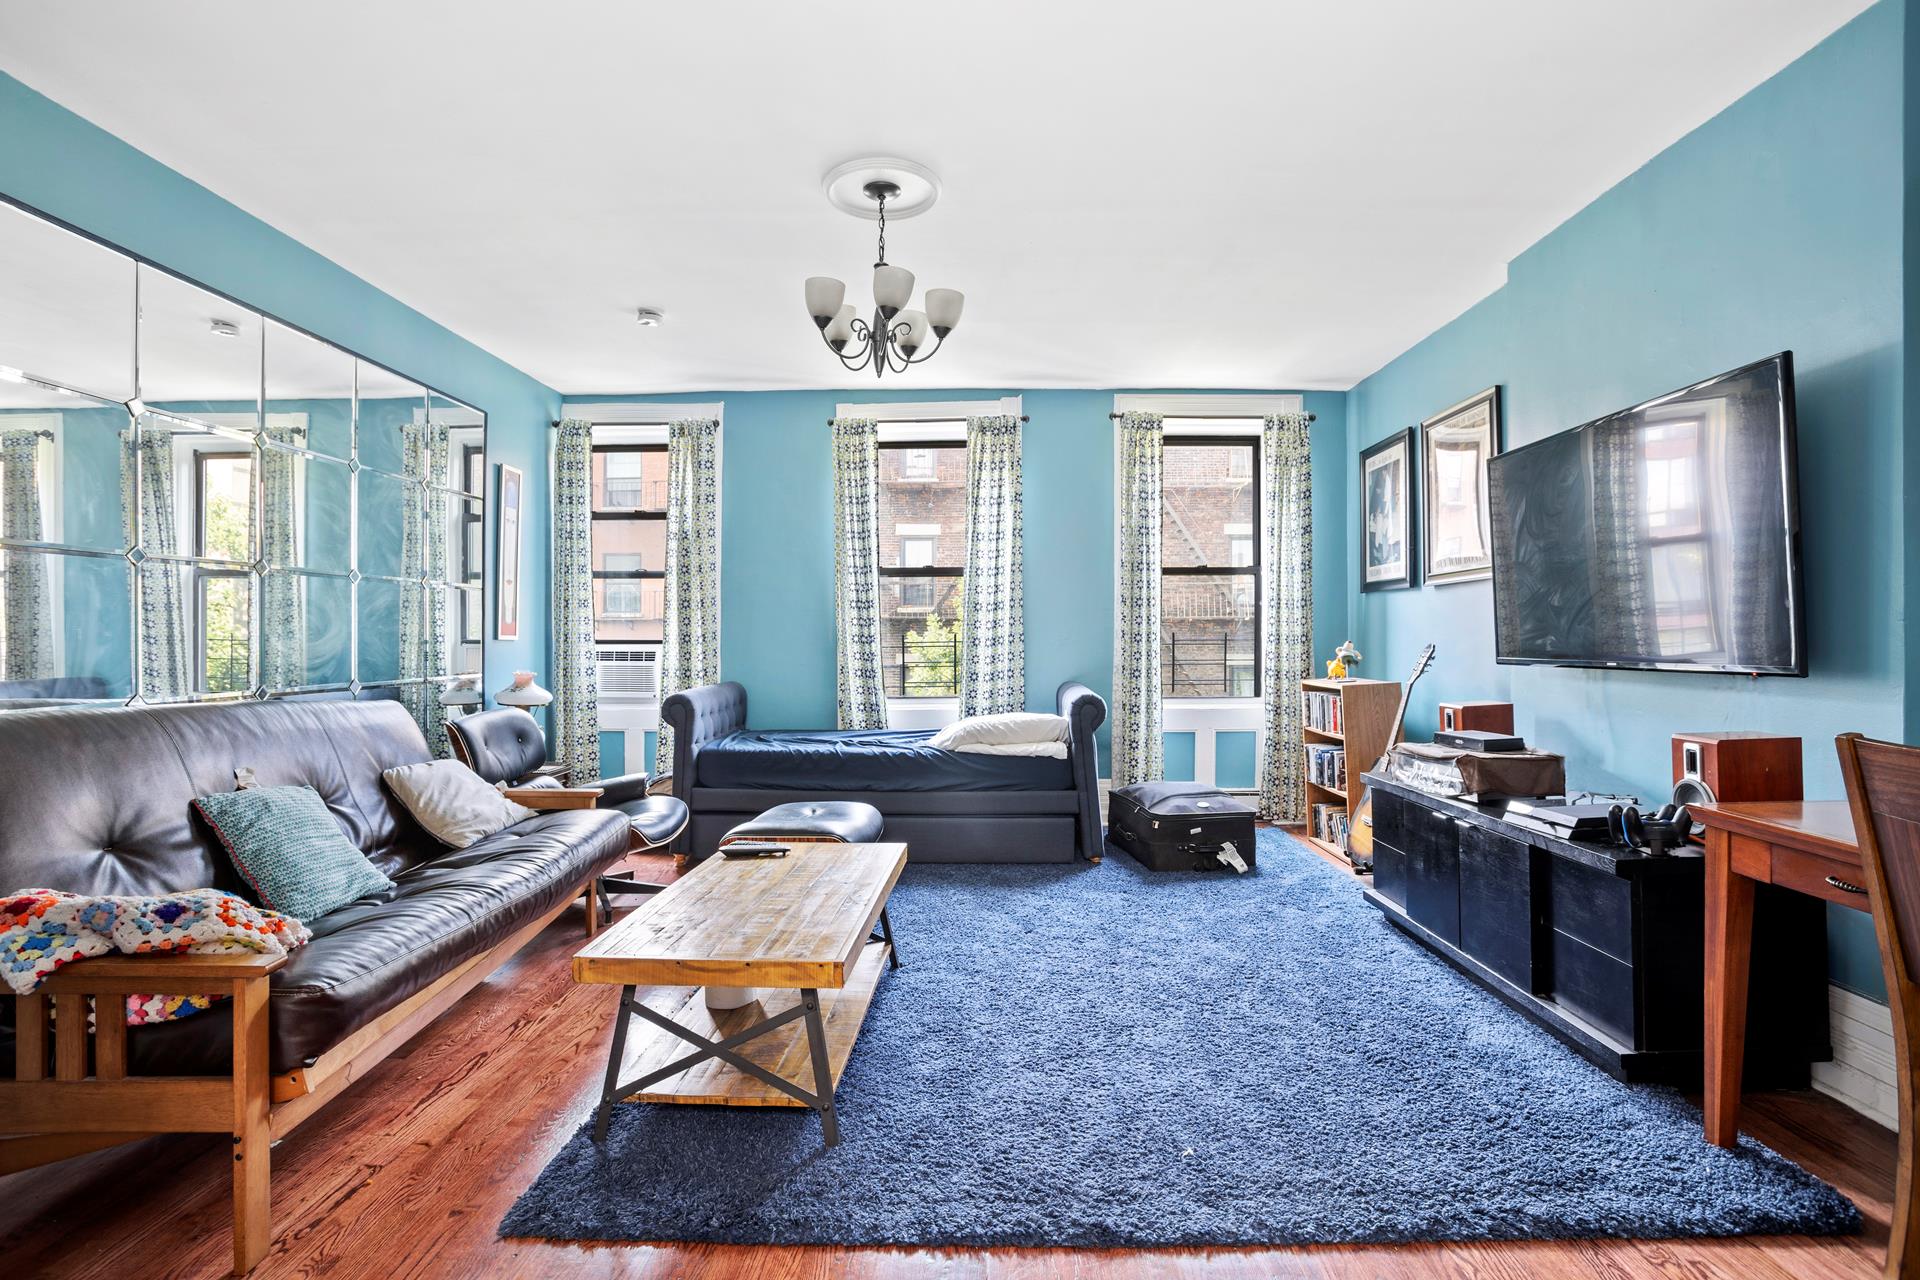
872, 264, 915, 317
805, 276, 846, 326
824, 303, 856, 349
925, 288, 964, 334
438, 686, 483, 708
496, 670, 552, 708
892, 309, 929, 354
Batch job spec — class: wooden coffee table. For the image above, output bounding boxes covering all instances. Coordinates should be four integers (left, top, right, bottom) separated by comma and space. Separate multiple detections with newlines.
572, 841, 906, 1146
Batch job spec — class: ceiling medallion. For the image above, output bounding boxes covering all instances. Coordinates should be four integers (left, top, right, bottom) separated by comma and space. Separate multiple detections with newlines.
805, 158, 962, 378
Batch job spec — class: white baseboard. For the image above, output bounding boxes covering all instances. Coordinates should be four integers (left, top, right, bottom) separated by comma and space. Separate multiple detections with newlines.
1812, 985, 1899, 1131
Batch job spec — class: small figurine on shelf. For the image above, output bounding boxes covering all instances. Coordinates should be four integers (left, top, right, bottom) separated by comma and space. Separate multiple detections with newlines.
1326, 640, 1363, 681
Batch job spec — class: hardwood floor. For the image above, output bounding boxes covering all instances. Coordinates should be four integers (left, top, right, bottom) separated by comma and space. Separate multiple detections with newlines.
0, 850, 1898, 1279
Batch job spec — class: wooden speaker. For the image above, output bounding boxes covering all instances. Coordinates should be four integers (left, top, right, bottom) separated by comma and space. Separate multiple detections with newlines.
1437, 701, 1514, 735
1671, 732, 1803, 807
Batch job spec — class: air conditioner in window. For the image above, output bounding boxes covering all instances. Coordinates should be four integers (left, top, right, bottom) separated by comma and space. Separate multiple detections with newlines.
597, 645, 660, 701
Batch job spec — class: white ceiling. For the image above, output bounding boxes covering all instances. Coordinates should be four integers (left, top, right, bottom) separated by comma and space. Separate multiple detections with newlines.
0, 1, 1875, 395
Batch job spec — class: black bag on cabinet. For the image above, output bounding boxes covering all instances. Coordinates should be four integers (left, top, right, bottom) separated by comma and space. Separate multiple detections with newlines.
1109, 781, 1257, 872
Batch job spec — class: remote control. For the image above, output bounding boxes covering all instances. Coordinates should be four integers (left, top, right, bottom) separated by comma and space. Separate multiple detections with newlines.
721, 842, 790, 859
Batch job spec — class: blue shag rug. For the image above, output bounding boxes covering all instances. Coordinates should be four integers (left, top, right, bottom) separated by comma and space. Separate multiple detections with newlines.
501, 829, 1860, 1247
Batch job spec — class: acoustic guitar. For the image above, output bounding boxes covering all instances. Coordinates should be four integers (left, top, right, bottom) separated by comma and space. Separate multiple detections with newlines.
1344, 643, 1435, 871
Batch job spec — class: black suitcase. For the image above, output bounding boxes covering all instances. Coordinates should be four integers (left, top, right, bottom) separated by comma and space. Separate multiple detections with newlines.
1108, 781, 1257, 872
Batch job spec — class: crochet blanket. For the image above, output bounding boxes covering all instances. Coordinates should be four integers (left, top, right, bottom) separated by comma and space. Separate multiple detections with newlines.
2, 888, 310, 1024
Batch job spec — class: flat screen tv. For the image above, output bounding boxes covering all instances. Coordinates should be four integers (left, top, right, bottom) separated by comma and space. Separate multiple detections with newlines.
1487, 352, 1805, 676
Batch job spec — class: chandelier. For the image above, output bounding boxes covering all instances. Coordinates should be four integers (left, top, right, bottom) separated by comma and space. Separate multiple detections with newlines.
805, 178, 963, 378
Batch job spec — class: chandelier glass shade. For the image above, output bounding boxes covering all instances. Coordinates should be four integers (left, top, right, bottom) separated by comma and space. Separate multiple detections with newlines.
805, 181, 963, 377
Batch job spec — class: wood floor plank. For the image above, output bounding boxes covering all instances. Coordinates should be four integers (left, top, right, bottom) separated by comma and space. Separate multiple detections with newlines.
0, 849, 1895, 1279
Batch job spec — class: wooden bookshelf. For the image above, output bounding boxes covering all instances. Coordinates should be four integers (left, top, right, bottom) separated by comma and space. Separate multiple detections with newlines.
1298, 677, 1401, 863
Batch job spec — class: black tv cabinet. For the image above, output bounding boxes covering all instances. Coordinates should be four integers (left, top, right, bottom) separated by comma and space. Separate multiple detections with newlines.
1361, 773, 1830, 1085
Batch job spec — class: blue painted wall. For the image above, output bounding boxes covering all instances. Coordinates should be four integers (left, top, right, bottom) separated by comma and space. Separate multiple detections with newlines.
1344, 1, 1904, 999
0, 70, 561, 702
566, 387, 1350, 771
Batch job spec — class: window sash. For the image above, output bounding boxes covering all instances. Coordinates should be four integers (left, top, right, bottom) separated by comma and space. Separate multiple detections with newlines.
1160, 434, 1262, 698
193, 567, 251, 695
591, 442, 668, 642
194, 449, 252, 562
457, 443, 484, 645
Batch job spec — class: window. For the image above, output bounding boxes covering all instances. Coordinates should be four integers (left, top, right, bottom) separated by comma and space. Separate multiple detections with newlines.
877, 434, 965, 697
457, 443, 484, 647
193, 450, 253, 694
590, 443, 668, 643
1641, 418, 1718, 657
1161, 435, 1259, 697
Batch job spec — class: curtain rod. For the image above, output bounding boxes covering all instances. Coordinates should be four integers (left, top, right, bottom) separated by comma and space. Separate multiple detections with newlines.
829, 415, 1028, 425
1109, 411, 1315, 423
551, 418, 694, 428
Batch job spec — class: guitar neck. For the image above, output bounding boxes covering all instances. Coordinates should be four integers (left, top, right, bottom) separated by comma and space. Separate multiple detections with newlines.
1374, 650, 1434, 766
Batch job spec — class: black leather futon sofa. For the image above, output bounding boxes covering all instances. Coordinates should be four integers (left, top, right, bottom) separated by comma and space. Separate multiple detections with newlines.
0, 698, 631, 1271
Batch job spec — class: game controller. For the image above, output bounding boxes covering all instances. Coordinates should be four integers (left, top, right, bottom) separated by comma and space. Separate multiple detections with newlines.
1605, 802, 1694, 856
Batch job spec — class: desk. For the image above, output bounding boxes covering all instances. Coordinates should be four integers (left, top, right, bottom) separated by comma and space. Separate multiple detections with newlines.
1698, 800, 1864, 1147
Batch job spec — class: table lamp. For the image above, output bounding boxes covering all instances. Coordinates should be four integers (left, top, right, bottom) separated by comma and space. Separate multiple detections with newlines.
495, 670, 552, 710
438, 674, 483, 717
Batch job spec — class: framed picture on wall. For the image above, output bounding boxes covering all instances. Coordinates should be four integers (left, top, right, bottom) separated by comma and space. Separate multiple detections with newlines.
1421, 386, 1503, 585
495, 463, 523, 641
1360, 427, 1417, 591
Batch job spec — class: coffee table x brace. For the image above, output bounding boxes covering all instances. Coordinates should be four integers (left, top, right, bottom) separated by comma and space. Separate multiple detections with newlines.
572, 841, 906, 1146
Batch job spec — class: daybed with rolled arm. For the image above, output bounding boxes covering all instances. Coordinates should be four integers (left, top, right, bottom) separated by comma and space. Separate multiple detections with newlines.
0, 698, 632, 1273
662, 680, 1107, 864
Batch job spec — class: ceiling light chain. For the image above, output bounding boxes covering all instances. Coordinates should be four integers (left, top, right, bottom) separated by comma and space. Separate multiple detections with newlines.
805, 173, 963, 379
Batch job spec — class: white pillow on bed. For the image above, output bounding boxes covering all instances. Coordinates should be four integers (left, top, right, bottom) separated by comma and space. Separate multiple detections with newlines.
930, 712, 1070, 754
949, 739, 1069, 759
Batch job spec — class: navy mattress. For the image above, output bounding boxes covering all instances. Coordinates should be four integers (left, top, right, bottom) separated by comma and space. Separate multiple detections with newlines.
694, 728, 1073, 793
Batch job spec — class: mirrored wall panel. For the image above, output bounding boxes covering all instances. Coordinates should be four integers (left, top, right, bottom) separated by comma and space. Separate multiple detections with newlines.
0, 198, 486, 752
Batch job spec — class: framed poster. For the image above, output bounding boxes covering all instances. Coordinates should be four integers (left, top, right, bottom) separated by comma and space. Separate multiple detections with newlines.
1359, 427, 1417, 591
495, 463, 522, 641
1421, 386, 1503, 585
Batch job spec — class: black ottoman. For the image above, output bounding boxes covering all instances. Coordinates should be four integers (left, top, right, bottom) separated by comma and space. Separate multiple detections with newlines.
718, 801, 896, 968
720, 800, 885, 846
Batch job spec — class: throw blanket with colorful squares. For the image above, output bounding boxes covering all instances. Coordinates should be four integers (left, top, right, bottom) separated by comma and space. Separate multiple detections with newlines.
2, 888, 310, 1023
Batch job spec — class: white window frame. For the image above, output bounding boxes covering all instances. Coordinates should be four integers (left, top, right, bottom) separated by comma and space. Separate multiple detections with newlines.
840, 397, 1019, 728
566, 402, 724, 740
1113, 394, 1304, 789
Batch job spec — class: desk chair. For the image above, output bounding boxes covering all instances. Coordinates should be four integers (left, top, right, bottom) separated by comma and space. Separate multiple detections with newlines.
1837, 731, 1920, 1279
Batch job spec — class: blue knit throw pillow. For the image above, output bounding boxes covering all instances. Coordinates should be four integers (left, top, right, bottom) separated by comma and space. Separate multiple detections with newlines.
193, 785, 394, 922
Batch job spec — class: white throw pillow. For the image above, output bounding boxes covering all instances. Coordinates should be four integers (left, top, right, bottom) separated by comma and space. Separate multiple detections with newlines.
929, 712, 1071, 751
382, 759, 538, 849
949, 740, 1069, 759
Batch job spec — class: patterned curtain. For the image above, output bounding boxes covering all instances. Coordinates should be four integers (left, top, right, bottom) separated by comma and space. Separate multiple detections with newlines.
551, 418, 600, 779
1111, 411, 1164, 787
397, 424, 430, 740
132, 427, 191, 700
258, 425, 306, 690
655, 417, 722, 778
0, 430, 52, 680
958, 413, 1024, 717
1255, 412, 1314, 822
420, 425, 451, 756
831, 417, 887, 729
